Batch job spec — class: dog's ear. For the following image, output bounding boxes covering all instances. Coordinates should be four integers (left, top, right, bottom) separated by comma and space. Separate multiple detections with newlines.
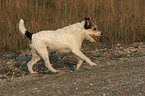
84, 18, 91, 29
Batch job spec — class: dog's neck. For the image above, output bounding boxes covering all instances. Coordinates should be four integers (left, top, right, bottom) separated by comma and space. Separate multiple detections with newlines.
69, 21, 87, 47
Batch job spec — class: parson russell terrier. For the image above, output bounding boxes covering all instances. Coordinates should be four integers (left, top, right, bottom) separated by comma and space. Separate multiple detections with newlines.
19, 18, 102, 73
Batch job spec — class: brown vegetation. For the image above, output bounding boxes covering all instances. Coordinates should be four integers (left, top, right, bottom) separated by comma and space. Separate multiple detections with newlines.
0, 0, 144, 51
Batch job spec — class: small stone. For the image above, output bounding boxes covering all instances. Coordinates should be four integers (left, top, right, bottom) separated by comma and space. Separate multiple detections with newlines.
103, 93, 107, 96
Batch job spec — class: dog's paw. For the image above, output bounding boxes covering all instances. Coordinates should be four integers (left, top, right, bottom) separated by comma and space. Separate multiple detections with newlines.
53, 70, 60, 74
30, 71, 38, 74
90, 63, 97, 67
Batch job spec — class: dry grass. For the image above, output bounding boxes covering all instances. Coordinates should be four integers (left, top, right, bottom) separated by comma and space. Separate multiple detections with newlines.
0, 0, 144, 51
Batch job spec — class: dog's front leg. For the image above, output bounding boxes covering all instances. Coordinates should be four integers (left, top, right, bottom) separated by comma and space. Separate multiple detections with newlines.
72, 49, 97, 67
75, 57, 83, 70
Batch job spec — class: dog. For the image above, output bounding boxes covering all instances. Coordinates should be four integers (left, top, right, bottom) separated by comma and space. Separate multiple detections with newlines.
19, 18, 102, 73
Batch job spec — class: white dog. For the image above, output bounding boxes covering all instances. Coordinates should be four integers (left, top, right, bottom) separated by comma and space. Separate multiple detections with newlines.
19, 18, 102, 73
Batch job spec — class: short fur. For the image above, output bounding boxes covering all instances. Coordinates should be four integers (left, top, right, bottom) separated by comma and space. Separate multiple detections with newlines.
19, 18, 102, 73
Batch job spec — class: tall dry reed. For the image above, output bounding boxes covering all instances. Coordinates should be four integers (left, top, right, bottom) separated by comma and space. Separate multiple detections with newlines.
0, 0, 144, 51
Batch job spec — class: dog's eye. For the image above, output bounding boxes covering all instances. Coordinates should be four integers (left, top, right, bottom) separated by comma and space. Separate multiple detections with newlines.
93, 28, 96, 30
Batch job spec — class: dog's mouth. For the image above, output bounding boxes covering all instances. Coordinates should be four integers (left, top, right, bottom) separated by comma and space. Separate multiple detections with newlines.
90, 34, 97, 41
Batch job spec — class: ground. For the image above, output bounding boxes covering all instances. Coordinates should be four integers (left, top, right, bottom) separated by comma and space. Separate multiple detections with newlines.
0, 42, 145, 96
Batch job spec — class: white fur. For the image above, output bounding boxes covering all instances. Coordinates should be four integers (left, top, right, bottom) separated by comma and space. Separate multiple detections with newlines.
19, 19, 26, 35
19, 19, 102, 73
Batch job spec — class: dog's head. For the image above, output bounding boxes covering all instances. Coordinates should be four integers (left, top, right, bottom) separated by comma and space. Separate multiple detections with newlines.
84, 18, 102, 42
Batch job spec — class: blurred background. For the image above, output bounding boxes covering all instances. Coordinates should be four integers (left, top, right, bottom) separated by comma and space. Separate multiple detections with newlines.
0, 0, 144, 51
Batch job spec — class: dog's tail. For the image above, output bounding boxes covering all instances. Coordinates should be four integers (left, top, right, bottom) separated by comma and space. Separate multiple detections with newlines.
19, 19, 32, 40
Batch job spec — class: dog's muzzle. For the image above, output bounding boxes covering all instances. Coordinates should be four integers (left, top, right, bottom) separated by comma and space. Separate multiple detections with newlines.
90, 32, 103, 41
90, 34, 97, 41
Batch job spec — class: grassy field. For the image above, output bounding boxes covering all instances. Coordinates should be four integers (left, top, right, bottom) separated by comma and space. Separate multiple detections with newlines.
0, 0, 144, 51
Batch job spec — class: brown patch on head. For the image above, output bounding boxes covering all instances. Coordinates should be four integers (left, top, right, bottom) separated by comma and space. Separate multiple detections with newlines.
86, 23, 99, 34
84, 18, 98, 32
84, 18, 92, 29
90, 23, 98, 31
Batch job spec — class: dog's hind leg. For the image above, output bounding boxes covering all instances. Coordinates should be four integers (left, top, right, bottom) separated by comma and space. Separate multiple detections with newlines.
27, 50, 41, 73
35, 47, 59, 73
72, 49, 97, 67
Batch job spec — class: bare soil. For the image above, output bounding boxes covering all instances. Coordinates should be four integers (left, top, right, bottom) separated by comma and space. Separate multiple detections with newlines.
0, 43, 145, 96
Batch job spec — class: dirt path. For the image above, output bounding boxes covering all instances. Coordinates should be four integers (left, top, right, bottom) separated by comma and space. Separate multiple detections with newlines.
0, 56, 144, 96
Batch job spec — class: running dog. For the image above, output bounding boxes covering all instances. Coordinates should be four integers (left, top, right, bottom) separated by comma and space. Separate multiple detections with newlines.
19, 18, 102, 73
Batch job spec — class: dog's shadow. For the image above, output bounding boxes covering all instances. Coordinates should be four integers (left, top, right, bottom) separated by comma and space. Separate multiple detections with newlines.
20, 53, 88, 74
